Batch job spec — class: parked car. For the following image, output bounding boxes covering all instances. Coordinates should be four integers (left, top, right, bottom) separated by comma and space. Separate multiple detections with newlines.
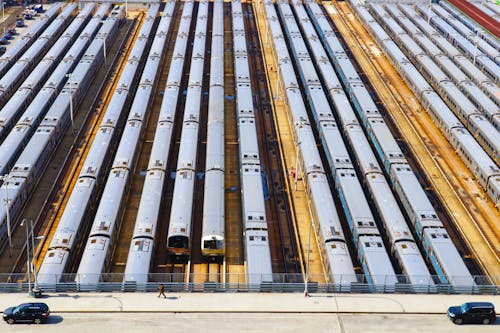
0, 46, 6, 56
7, 28, 16, 35
33, 4, 44, 13
3, 32, 12, 40
3, 303, 50, 324
447, 302, 496, 325
0, 37, 7, 45
24, 13, 33, 20
16, 19, 25, 28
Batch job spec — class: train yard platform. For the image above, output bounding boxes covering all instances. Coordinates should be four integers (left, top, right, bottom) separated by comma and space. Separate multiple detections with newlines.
0, 292, 498, 314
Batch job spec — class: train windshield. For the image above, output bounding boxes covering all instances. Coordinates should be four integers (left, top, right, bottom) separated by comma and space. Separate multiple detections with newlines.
203, 239, 223, 250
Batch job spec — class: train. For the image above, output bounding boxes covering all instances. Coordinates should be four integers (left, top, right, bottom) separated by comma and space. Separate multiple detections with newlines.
355, 2, 499, 208
439, 1, 499, 53
292, 0, 434, 287
384, 6, 499, 131
233, 0, 273, 285
201, 0, 225, 258
278, 0, 398, 287
430, 3, 498, 65
0, 4, 96, 173
123, 1, 184, 285
0, 4, 114, 250
263, 0, 356, 285
77, 3, 175, 286
415, 5, 499, 83
0, 4, 78, 107
165, 0, 208, 257
369, 4, 500, 164
0, 3, 63, 78
397, 5, 500, 108
34, 5, 125, 285
124, 0, 187, 285
306, 0, 475, 286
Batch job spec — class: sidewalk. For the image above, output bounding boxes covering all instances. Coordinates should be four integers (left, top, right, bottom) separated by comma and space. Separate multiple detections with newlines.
0, 292, 498, 313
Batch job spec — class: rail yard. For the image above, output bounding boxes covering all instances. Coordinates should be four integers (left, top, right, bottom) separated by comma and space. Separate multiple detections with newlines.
0, 0, 498, 294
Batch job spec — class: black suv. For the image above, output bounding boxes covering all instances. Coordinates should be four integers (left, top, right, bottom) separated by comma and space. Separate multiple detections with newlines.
3, 302, 50, 324
447, 302, 496, 325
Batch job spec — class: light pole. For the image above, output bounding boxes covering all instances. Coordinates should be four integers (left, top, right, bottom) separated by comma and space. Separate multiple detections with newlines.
427, 0, 432, 25
66, 73, 74, 134
294, 127, 301, 191
473, 31, 478, 66
22, 220, 32, 296
30, 220, 43, 291
2, 1, 5, 35
103, 37, 107, 65
0, 174, 13, 257
304, 219, 314, 297
21, 219, 43, 295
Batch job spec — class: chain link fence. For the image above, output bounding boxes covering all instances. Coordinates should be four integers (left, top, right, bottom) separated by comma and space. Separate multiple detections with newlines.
0, 273, 498, 294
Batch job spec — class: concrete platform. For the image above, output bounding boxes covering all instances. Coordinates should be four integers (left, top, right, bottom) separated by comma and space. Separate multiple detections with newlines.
0, 293, 499, 332
0, 292, 498, 314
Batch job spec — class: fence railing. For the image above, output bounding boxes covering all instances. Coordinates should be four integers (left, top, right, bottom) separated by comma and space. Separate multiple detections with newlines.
0, 273, 498, 294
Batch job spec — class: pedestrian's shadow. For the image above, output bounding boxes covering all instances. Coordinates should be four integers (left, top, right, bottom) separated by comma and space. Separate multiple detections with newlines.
166, 296, 178, 300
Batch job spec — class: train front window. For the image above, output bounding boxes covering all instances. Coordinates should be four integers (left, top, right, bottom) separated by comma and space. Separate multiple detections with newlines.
204, 239, 217, 250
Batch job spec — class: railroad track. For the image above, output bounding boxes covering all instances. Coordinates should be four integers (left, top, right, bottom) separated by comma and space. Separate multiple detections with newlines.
110, 5, 181, 276
222, 1, 244, 282
252, 0, 327, 284
4, 14, 142, 279
152, 0, 198, 271
245, 2, 299, 276
329, 2, 498, 279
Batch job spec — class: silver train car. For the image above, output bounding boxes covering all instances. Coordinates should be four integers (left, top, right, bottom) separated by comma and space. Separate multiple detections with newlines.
78, 3, 174, 286
124, 0, 188, 284
35, 6, 125, 285
308, 0, 475, 286
166, 0, 208, 257
374, 4, 500, 162
280, 0, 398, 286
363, 2, 500, 207
399, 5, 500, 107
36, 1, 157, 282
430, 3, 498, 64
264, 0, 355, 285
201, 0, 225, 258
384, 5, 500, 131
0, 3, 63, 78
350, 1, 477, 286
0, 4, 102, 174
0, 4, 78, 107
0, 4, 113, 243
439, 1, 500, 52
234, 0, 273, 284
415, 5, 499, 83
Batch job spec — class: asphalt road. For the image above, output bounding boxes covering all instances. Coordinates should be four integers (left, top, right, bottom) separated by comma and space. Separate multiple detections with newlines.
1, 313, 499, 333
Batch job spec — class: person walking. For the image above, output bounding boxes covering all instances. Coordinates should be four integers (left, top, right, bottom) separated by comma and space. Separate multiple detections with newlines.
158, 283, 166, 298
